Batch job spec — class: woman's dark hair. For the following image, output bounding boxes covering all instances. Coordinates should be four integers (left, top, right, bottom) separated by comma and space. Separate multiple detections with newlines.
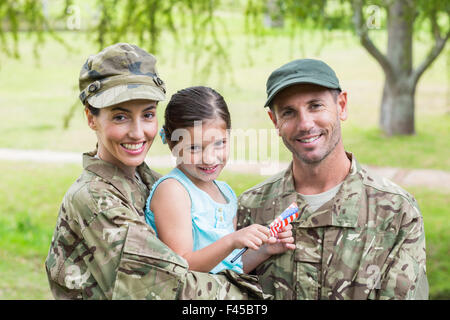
86, 103, 100, 116
163, 86, 231, 146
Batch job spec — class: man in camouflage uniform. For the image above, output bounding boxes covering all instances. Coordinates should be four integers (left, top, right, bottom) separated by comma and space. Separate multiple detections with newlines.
45, 43, 269, 300
237, 59, 428, 299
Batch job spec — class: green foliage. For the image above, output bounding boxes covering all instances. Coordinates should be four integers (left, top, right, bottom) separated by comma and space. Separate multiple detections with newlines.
0, 0, 69, 60
0, 0, 44, 58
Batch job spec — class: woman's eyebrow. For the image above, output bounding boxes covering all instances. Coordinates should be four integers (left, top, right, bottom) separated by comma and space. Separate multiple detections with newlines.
111, 107, 130, 113
111, 105, 156, 112
143, 106, 156, 111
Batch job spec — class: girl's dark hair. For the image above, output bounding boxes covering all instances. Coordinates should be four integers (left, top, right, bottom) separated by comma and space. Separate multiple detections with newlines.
163, 86, 231, 146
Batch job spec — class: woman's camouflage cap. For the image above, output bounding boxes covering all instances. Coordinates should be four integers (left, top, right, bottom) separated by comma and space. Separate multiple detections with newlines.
79, 43, 166, 108
265, 58, 341, 108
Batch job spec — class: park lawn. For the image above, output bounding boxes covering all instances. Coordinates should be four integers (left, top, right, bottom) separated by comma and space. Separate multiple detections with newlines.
0, 160, 448, 299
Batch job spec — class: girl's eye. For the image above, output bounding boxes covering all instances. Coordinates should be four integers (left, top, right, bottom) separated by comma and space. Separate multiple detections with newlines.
214, 140, 225, 147
190, 145, 202, 152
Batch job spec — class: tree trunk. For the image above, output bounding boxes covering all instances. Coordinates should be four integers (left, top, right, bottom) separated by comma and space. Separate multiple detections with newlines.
380, 0, 416, 135
380, 78, 415, 135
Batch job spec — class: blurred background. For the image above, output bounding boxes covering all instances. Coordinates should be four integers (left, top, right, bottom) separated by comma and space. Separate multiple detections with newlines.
0, 0, 448, 299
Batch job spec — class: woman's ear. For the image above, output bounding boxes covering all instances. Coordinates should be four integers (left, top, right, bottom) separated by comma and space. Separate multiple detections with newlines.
85, 107, 97, 130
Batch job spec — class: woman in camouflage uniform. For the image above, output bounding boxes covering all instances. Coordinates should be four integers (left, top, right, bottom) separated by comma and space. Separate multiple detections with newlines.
45, 43, 270, 300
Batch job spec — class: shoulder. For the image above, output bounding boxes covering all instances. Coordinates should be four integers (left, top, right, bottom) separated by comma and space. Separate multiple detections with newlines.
153, 177, 189, 197
62, 169, 135, 226
150, 177, 191, 210
356, 166, 423, 235
140, 161, 163, 186
215, 180, 237, 200
347, 154, 421, 220
238, 169, 287, 209
360, 166, 421, 214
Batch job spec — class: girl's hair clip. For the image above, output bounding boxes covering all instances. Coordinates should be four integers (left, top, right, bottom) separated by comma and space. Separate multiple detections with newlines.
159, 127, 167, 144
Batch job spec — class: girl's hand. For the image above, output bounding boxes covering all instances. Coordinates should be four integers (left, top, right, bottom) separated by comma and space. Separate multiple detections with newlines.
263, 224, 295, 255
229, 224, 270, 250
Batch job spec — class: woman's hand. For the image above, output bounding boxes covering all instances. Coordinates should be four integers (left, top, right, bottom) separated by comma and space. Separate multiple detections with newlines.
228, 224, 271, 250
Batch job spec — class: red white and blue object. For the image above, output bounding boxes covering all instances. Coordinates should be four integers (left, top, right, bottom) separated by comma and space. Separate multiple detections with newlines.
269, 202, 299, 237
230, 202, 300, 263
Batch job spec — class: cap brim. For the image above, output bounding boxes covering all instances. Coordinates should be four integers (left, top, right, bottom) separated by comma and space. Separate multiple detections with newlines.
87, 84, 166, 108
264, 77, 341, 108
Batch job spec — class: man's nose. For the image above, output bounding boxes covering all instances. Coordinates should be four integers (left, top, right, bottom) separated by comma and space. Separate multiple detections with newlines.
296, 110, 315, 133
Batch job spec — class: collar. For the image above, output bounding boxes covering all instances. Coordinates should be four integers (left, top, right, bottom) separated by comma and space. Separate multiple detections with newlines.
82, 150, 158, 201
282, 152, 363, 228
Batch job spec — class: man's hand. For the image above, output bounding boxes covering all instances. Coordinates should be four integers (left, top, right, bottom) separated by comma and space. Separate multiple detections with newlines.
263, 224, 296, 255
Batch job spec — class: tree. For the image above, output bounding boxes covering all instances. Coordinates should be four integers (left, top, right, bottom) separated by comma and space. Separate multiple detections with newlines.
1, 0, 229, 74
352, 0, 449, 135
2, 0, 448, 135
0, 0, 47, 60
245, 0, 450, 135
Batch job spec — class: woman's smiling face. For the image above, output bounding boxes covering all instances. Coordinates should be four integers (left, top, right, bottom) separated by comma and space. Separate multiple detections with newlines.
86, 99, 158, 176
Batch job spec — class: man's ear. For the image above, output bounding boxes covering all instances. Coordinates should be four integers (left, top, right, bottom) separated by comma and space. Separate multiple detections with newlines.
337, 91, 348, 121
267, 108, 281, 136
85, 107, 97, 130
267, 108, 278, 127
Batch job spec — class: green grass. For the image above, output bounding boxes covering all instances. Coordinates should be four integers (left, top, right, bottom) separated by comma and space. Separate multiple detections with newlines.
408, 186, 450, 300
341, 117, 450, 170
0, 161, 448, 299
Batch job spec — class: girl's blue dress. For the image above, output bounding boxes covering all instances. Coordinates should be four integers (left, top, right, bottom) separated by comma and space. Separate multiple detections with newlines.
145, 168, 243, 274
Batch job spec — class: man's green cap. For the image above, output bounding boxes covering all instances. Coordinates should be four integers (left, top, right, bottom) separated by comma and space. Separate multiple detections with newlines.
79, 43, 166, 108
265, 59, 341, 108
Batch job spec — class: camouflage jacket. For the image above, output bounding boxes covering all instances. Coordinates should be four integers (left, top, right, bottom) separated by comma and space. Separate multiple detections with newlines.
237, 153, 428, 300
45, 151, 270, 300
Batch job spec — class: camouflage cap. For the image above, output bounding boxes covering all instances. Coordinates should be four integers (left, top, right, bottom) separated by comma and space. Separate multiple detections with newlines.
265, 59, 341, 108
79, 43, 166, 108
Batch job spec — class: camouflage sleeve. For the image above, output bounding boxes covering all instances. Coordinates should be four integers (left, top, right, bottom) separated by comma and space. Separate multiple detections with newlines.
236, 198, 253, 231
47, 183, 188, 299
104, 204, 271, 299
374, 198, 429, 300
48, 183, 270, 299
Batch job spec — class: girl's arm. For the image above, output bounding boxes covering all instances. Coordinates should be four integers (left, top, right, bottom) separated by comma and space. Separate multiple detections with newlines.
151, 179, 270, 273
241, 224, 295, 273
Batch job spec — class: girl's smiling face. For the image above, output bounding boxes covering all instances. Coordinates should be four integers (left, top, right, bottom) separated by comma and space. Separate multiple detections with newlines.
86, 99, 158, 176
172, 118, 229, 185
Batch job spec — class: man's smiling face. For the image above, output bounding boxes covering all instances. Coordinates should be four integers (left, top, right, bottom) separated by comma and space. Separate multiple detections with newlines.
270, 83, 347, 165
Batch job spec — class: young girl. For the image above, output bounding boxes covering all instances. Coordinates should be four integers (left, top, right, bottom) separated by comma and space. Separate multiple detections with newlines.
145, 86, 294, 274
